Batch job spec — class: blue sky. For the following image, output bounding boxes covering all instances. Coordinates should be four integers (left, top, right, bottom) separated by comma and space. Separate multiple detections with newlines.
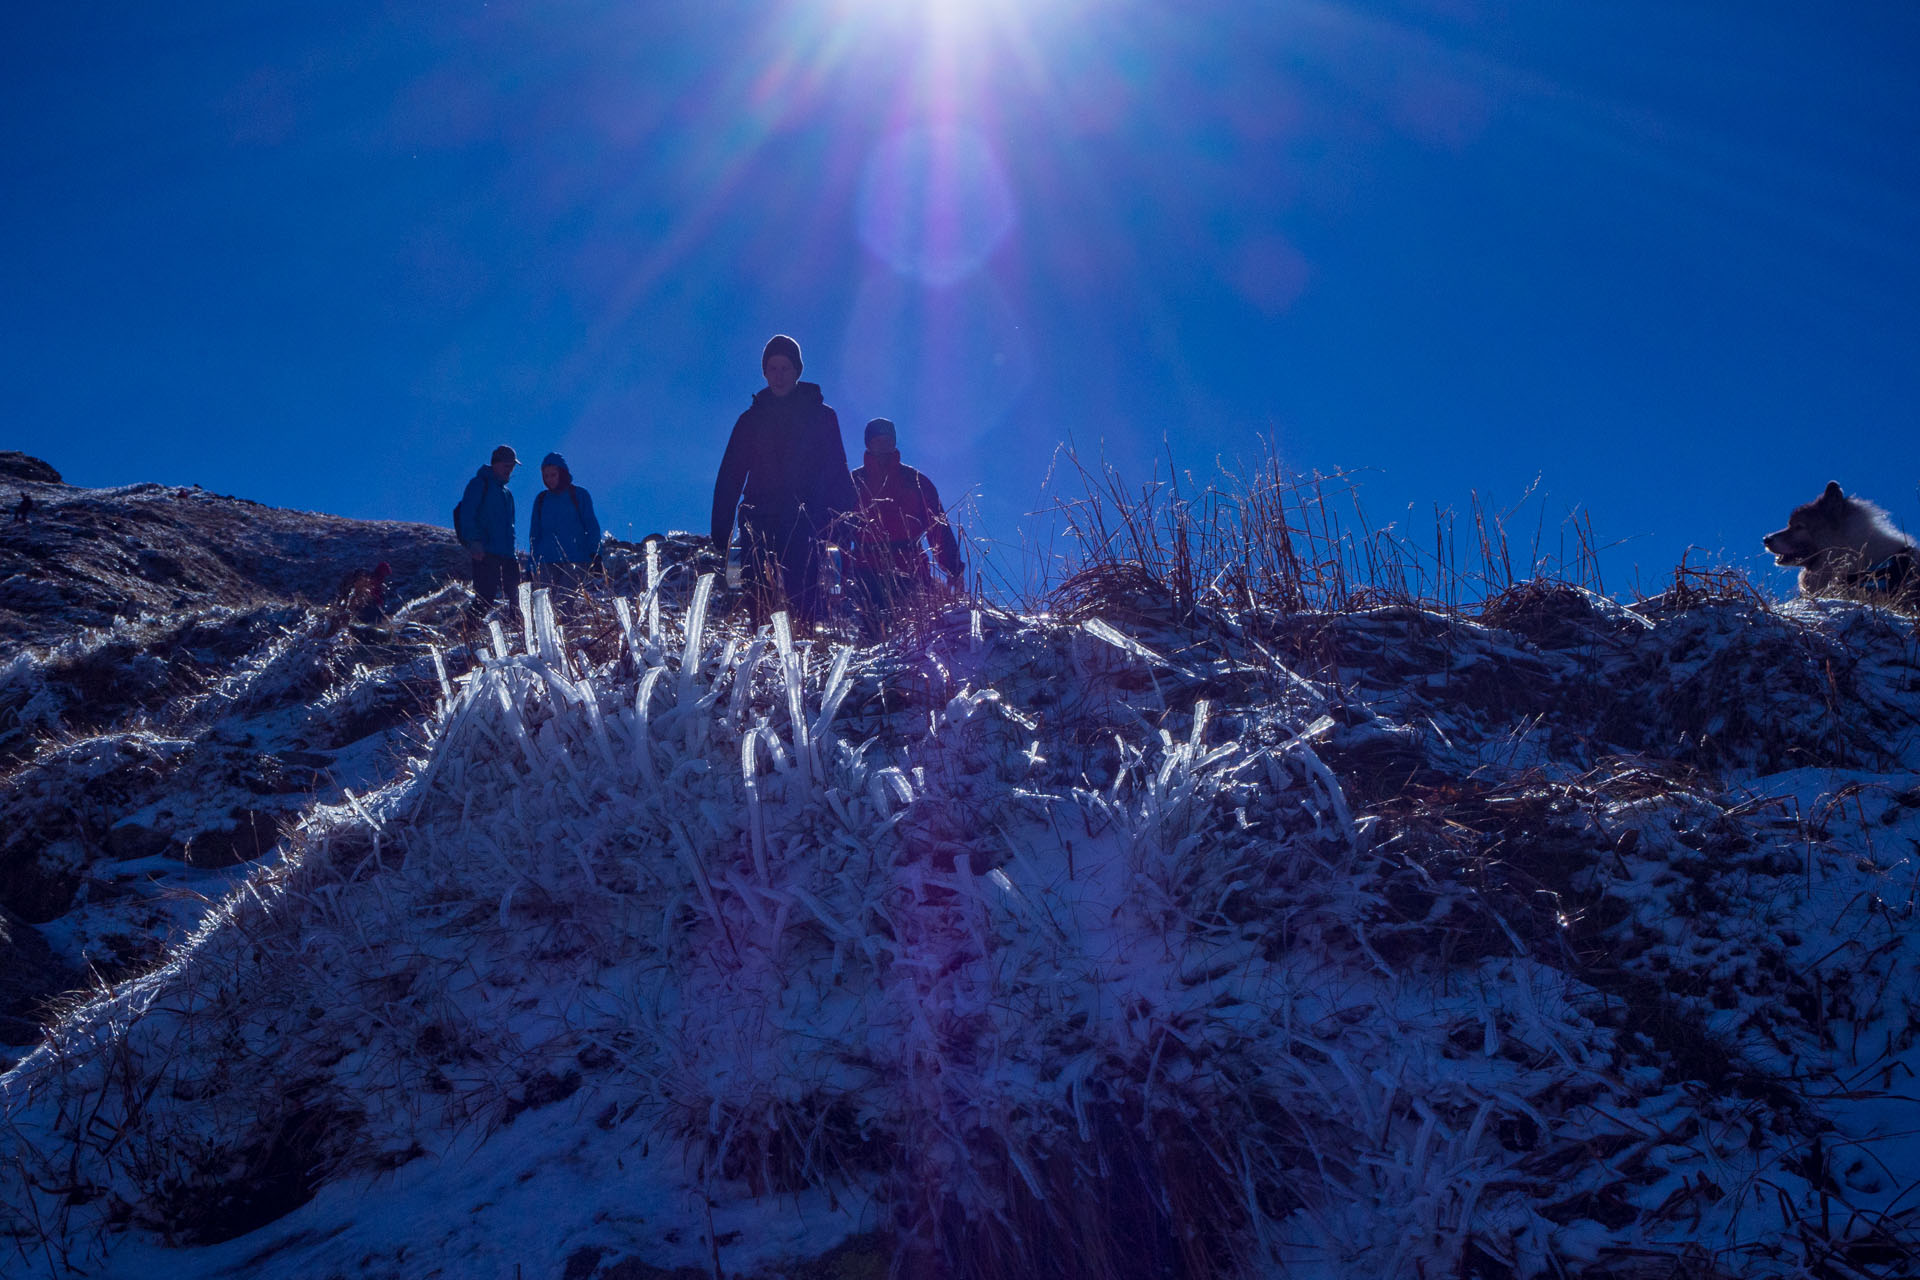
5, 1, 1917, 598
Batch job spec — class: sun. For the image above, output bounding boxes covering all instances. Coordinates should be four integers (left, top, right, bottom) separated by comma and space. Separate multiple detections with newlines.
822, 0, 1052, 60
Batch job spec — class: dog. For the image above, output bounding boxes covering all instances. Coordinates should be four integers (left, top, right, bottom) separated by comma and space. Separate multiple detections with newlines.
1764, 481, 1918, 605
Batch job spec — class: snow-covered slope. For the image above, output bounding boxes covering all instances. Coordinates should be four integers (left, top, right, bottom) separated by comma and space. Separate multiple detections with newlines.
0, 458, 474, 1055
5, 536, 1919, 1278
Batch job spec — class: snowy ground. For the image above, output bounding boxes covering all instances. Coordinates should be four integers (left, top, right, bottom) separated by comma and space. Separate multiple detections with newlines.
0, 460, 483, 1055
4, 553, 1919, 1278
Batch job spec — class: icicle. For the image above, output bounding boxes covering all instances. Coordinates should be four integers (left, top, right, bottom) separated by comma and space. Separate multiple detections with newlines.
741, 728, 769, 881
729, 638, 769, 726
613, 596, 635, 657
580, 689, 616, 768
532, 588, 564, 666
518, 580, 535, 654
430, 645, 452, 705
1189, 699, 1210, 755
488, 618, 511, 661
810, 646, 854, 748
771, 611, 812, 787
1082, 617, 1194, 677
970, 607, 983, 652
645, 540, 662, 643
634, 666, 666, 786
680, 573, 715, 745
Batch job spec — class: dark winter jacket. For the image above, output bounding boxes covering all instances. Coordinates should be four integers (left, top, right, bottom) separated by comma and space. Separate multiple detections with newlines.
456, 466, 516, 558
529, 485, 602, 566
850, 454, 962, 580
710, 382, 857, 548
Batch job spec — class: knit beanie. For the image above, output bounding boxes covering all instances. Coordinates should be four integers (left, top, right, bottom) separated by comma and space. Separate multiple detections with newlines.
864, 417, 898, 446
540, 451, 571, 481
762, 334, 803, 374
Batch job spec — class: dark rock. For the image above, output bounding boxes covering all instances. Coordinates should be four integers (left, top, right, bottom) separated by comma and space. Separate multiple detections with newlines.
0, 904, 80, 1043
182, 809, 286, 869
103, 822, 174, 861
0, 838, 87, 923
135, 548, 187, 584
0, 453, 62, 484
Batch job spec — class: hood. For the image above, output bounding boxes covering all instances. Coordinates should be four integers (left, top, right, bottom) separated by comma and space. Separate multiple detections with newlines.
540, 452, 572, 484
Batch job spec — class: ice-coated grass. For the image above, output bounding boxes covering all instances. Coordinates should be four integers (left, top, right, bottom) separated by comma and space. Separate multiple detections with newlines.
5, 537, 1920, 1278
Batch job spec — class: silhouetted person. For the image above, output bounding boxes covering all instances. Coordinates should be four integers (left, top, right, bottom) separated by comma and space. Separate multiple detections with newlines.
709, 335, 857, 627
848, 417, 963, 634
456, 445, 520, 618
529, 452, 603, 595
11, 493, 30, 524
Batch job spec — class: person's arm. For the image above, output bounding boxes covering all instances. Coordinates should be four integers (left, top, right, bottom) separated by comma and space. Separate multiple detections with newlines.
579, 489, 602, 559
710, 415, 751, 550
816, 407, 859, 543
919, 472, 964, 579
458, 476, 485, 558
529, 491, 548, 564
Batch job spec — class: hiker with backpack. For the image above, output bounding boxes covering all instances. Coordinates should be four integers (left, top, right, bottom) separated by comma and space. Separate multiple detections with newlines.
528, 452, 603, 594
709, 334, 858, 628
455, 445, 520, 617
847, 417, 964, 634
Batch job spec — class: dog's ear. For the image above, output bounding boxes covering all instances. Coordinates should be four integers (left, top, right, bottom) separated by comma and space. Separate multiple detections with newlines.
1822, 480, 1845, 503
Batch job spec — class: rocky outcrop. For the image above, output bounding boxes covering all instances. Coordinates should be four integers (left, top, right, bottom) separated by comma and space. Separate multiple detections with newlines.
0, 453, 62, 485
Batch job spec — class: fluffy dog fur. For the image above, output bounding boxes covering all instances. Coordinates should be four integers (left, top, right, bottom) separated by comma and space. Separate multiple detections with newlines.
1764, 481, 1918, 605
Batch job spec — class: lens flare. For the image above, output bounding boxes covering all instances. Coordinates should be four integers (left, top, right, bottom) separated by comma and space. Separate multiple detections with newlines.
858, 125, 1018, 286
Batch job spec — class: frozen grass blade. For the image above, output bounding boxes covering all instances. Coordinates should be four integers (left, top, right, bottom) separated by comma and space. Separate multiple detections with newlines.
430, 644, 452, 705
633, 665, 667, 787
612, 596, 635, 658
810, 646, 854, 748
741, 727, 769, 881
676, 572, 716, 756
646, 539, 662, 642
770, 611, 811, 787
730, 638, 770, 726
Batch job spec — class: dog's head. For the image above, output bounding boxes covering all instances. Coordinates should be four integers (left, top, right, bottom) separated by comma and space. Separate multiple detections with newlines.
1763, 480, 1850, 566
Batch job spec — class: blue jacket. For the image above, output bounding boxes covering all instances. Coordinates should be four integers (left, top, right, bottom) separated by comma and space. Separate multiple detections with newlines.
529, 485, 602, 566
456, 466, 516, 558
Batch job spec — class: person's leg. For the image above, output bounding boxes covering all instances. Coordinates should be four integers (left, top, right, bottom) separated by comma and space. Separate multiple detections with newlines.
471, 554, 502, 609
851, 565, 897, 639
777, 526, 825, 627
500, 554, 521, 614
738, 520, 793, 626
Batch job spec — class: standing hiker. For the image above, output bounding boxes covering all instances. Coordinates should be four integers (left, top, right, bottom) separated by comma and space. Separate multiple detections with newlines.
848, 417, 963, 633
11, 493, 30, 524
456, 445, 520, 617
528, 452, 603, 595
709, 334, 857, 627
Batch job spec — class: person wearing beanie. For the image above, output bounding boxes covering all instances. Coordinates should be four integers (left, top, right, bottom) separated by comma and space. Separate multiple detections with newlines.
455, 445, 520, 616
847, 417, 964, 633
528, 450, 603, 595
709, 334, 858, 627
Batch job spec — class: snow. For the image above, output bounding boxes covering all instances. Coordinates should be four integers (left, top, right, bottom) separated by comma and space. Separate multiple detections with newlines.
4, 553, 1920, 1276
